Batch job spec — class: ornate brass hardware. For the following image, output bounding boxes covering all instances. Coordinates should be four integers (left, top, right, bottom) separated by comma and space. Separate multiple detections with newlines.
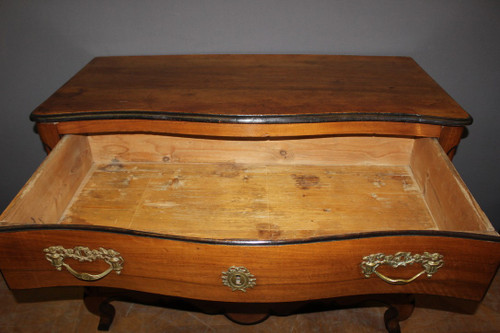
222, 266, 256, 292
43, 246, 124, 281
361, 252, 443, 285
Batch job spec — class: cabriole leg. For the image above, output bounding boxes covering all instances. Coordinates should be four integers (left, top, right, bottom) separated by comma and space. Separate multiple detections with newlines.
83, 287, 116, 331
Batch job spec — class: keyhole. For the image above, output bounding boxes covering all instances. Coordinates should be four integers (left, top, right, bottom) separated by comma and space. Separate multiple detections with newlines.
234, 274, 242, 285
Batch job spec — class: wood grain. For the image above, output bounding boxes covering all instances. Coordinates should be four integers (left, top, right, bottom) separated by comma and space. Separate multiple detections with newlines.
0, 230, 498, 303
410, 138, 493, 234
0, 133, 497, 308
4, 55, 495, 322
1, 134, 495, 240
59, 163, 433, 240
87, 134, 414, 166
53, 119, 444, 142
0, 135, 93, 225
438, 126, 464, 159
36, 123, 61, 153
31, 55, 471, 126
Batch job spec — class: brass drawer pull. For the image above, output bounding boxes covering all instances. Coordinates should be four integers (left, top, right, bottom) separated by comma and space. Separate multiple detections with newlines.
222, 266, 256, 292
361, 252, 443, 285
43, 246, 124, 281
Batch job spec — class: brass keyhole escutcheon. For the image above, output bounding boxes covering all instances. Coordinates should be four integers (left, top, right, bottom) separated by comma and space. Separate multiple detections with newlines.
222, 266, 256, 292
233, 274, 243, 285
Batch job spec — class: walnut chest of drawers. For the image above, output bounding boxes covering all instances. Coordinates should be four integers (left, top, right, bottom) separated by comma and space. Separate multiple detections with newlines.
1, 55, 498, 331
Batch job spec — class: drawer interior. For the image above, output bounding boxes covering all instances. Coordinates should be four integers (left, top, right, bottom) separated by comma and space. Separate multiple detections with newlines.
1, 134, 495, 241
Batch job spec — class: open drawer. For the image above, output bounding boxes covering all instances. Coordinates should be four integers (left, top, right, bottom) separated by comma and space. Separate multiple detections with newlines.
0, 134, 498, 303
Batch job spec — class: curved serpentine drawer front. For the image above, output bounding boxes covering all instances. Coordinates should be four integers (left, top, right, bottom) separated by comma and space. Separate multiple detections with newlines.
0, 230, 498, 303
0, 134, 499, 304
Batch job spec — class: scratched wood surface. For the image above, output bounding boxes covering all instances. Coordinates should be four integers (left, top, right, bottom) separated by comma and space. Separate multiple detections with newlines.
52, 134, 437, 240
32, 55, 471, 124
59, 163, 433, 240
2, 134, 494, 240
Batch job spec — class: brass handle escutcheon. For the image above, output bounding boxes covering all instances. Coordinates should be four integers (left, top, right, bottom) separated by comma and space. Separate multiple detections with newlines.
43, 246, 124, 281
222, 266, 256, 292
361, 252, 443, 285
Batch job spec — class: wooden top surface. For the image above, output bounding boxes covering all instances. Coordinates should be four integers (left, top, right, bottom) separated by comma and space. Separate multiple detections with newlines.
31, 55, 471, 126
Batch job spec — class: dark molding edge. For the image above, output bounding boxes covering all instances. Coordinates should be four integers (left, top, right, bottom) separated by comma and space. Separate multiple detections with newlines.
0, 224, 497, 246
30, 110, 473, 127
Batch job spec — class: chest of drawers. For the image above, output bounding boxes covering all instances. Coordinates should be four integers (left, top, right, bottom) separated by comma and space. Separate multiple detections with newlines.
1, 55, 498, 331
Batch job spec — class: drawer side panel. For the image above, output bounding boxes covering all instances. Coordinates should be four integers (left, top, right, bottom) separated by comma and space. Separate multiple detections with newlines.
0, 136, 93, 225
410, 138, 493, 233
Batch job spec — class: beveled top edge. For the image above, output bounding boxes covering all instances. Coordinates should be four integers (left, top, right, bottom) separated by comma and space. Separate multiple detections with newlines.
30, 110, 472, 126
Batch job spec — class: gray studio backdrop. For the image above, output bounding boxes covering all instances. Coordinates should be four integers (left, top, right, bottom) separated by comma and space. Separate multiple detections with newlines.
1, 1, 499, 229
